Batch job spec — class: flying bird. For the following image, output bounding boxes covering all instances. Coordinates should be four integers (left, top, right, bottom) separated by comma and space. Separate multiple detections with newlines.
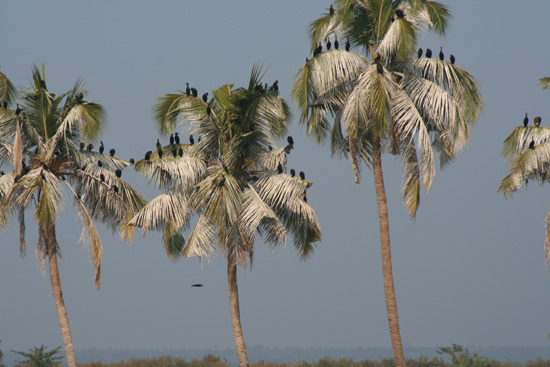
191, 284, 204, 287
524, 113, 529, 127
534, 116, 542, 127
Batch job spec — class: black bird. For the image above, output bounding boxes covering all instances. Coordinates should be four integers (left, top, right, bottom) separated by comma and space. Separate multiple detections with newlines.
178, 147, 183, 157
98, 160, 103, 167
417, 48, 423, 58
256, 83, 265, 94
170, 134, 174, 145
115, 169, 122, 178
376, 62, 384, 74
450, 54, 455, 65
145, 151, 152, 161
189, 135, 194, 145
207, 105, 211, 116
529, 140, 536, 149
334, 36, 339, 50
277, 163, 283, 174
303, 191, 308, 203
79, 142, 85, 151
202, 92, 208, 103
524, 113, 529, 127
268, 145, 273, 151
75, 93, 84, 104
15, 104, 21, 116
113, 185, 119, 194
272, 80, 279, 92
426, 48, 432, 58
186, 83, 191, 96
110, 148, 115, 157
396, 9, 404, 18
1, 100, 7, 109
157, 147, 163, 159
299, 171, 305, 180
172, 147, 177, 157
439, 47, 444, 61
191, 87, 198, 97
535, 116, 542, 127
174, 132, 180, 144
40, 79, 47, 90
87, 143, 93, 151
317, 42, 323, 55
191, 284, 204, 287
99, 141, 104, 154
326, 38, 332, 50
129, 158, 135, 164
287, 136, 294, 146
100, 173, 105, 182
290, 168, 296, 177
329, 4, 334, 15
156, 139, 162, 150
345, 37, 350, 51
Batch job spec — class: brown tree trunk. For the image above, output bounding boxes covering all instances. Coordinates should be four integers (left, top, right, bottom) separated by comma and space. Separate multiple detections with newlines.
372, 139, 406, 367
227, 260, 249, 367
46, 229, 77, 367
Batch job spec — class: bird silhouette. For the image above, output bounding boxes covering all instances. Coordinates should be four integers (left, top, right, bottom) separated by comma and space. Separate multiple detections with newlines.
113, 185, 119, 194
529, 140, 536, 149
145, 151, 152, 161
15, 104, 21, 116
97, 160, 103, 167
439, 47, 444, 61
129, 158, 135, 164
178, 147, 183, 157
272, 80, 279, 92
287, 136, 294, 146
191, 284, 204, 287
345, 37, 350, 51
524, 113, 529, 127
186, 83, 191, 96
326, 38, 332, 50
202, 92, 208, 103
426, 48, 432, 58
87, 143, 94, 151
191, 87, 198, 97
277, 163, 283, 174
290, 168, 296, 177
110, 148, 115, 157
334, 36, 339, 50
100, 173, 105, 182
299, 171, 305, 180
450, 54, 455, 64
189, 135, 195, 145
156, 139, 161, 150
99, 141, 104, 154
534, 116, 542, 127
157, 147, 163, 159
417, 48, 423, 58
170, 134, 174, 145
172, 147, 177, 157
396, 9, 404, 18
79, 142, 85, 151
207, 105, 211, 116
115, 169, 122, 178
175, 132, 180, 144
329, 4, 334, 15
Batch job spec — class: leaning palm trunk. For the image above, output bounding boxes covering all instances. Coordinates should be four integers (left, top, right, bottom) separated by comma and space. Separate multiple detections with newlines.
372, 140, 405, 367
47, 230, 77, 367
227, 261, 249, 367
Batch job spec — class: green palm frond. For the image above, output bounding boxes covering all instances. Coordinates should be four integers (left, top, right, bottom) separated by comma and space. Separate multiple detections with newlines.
0, 68, 17, 105
540, 77, 550, 90
162, 220, 185, 260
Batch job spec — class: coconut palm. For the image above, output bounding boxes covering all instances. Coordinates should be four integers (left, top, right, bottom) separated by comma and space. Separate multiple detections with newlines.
130, 65, 321, 367
291, 2, 483, 366
499, 122, 550, 267
0, 65, 146, 367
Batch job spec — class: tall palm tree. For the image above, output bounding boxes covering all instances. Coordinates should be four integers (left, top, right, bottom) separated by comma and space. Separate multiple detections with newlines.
292, 2, 483, 366
499, 122, 550, 267
0, 65, 146, 367
130, 65, 322, 367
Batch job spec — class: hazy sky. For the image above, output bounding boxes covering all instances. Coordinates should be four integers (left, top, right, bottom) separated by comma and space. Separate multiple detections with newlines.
1, 0, 550, 358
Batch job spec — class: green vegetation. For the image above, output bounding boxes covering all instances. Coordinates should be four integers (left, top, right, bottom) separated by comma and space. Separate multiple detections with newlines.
11, 345, 63, 367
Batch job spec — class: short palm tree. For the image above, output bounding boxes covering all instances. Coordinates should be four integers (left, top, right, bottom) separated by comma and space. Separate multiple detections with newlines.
499, 118, 550, 266
130, 65, 322, 367
292, 2, 483, 366
0, 65, 146, 367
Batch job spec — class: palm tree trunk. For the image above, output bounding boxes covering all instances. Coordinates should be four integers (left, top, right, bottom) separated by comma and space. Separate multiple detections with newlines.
227, 260, 249, 367
372, 139, 406, 367
46, 229, 77, 367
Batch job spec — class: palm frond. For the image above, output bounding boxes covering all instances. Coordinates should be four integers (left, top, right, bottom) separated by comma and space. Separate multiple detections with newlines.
502, 127, 550, 163
540, 77, 550, 90
181, 214, 219, 259
0, 68, 17, 105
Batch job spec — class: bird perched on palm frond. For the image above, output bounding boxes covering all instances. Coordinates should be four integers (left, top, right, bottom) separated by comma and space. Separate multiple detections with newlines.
534, 116, 542, 127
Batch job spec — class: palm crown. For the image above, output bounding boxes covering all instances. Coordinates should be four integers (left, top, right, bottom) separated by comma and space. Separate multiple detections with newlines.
0, 64, 146, 286
130, 64, 321, 265
292, 0, 483, 218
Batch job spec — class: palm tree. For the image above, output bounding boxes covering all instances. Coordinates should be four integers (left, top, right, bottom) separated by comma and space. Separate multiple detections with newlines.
291, 2, 483, 366
0, 64, 146, 367
499, 122, 550, 266
130, 65, 322, 367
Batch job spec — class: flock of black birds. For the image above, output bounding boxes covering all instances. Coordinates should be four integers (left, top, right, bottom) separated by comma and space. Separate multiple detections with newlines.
417, 46, 455, 64
523, 113, 544, 150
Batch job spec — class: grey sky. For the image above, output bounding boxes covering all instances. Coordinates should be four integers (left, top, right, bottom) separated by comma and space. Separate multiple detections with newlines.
1, 0, 549, 355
